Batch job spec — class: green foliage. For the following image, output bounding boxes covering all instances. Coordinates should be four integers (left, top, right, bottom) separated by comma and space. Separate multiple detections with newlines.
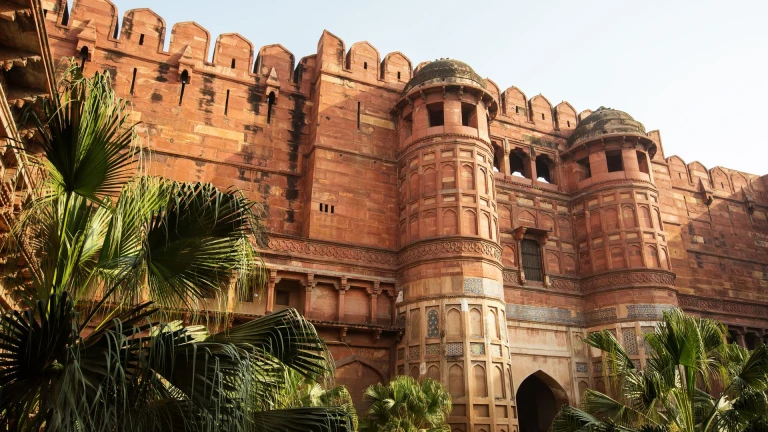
550, 309, 768, 432
359, 375, 452, 432
276, 370, 359, 431
0, 63, 352, 431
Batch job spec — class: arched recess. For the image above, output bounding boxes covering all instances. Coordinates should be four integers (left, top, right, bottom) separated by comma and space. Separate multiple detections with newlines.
502, 245, 517, 267
516, 371, 569, 432
335, 356, 385, 411
463, 209, 478, 236
446, 308, 462, 338
448, 364, 465, 397
443, 209, 458, 235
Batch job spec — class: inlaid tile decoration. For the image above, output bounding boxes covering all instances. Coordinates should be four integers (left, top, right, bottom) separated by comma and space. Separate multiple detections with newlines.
425, 343, 440, 356
626, 304, 676, 320
470, 342, 485, 356
505, 304, 584, 326
490, 344, 502, 357
623, 328, 638, 355
584, 307, 618, 326
409, 345, 420, 360
397, 348, 405, 361
576, 362, 589, 373
463, 278, 505, 300
593, 362, 603, 374
427, 309, 440, 338
446, 342, 464, 357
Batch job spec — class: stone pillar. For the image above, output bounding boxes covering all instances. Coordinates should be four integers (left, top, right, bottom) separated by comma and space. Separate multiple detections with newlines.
304, 273, 315, 317
337, 277, 349, 322
265, 269, 277, 314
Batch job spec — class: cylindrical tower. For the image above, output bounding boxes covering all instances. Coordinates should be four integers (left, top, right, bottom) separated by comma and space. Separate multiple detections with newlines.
562, 108, 677, 374
393, 60, 515, 432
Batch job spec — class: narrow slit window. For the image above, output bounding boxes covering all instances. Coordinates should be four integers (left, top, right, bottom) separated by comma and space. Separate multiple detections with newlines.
319, 203, 323, 211
426, 102, 444, 127
363, 62, 368, 70
267, 91, 276, 125
179, 70, 189, 106
330, 205, 334, 214
79, 46, 88, 70
224, 89, 230, 115
606, 150, 623, 172
324, 204, 328, 212
139, 34, 145, 45
61, 3, 69, 25
541, 113, 545, 120
567, 120, 570, 127
231, 58, 236, 69
129, 68, 137, 95
357, 102, 361, 131
397, 71, 401, 80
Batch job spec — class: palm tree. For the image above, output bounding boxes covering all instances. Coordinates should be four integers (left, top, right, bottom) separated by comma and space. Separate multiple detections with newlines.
551, 308, 768, 432
277, 370, 359, 431
0, 64, 352, 431
359, 375, 452, 432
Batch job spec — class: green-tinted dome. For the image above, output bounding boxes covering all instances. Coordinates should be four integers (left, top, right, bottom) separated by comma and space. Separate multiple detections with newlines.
403, 59, 486, 93
568, 107, 647, 148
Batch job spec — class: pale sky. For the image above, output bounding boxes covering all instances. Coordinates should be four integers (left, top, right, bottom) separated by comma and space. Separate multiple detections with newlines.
98, 0, 768, 175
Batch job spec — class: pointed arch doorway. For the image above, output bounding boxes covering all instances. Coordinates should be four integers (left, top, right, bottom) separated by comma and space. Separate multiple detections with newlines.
516, 371, 568, 432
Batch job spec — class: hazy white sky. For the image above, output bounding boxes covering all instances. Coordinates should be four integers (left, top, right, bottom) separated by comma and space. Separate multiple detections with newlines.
101, 0, 767, 175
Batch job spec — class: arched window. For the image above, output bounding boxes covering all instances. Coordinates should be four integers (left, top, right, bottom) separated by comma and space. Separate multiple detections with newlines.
267, 91, 276, 125
521, 239, 543, 281
427, 309, 439, 338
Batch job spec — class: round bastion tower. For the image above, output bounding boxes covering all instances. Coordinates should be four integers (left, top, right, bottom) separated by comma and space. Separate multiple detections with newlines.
563, 108, 677, 376
393, 60, 516, 432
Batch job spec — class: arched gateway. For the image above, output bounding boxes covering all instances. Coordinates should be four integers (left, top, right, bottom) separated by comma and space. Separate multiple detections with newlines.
516, 371, 568, 432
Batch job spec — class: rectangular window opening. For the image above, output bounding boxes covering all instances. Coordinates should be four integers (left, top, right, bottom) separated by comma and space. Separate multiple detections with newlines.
521, 239, 543, 282
636, 151, 649, 174
129, 68, 137, 95
461, 102, 477, 128
139, 34, 145, 45
324, 204, 329, 212
330, 205, 334, 214
566, 120, 570, 127
427, 102, 444, 127
541, 113, 545, 120
576, 157, 591, 180
606, 150, 624, 172
363, 61, 368, 70
397, 71, 401, 80
319, 203, 323, 212
357, 101, 361, 131
275, 290, 290, 306
231, 58, 236, 69
515, 106, 527, 117
224, 89, 230, 116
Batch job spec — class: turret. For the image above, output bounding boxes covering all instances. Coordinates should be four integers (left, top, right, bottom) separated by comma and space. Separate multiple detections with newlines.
393, 59, 516, 432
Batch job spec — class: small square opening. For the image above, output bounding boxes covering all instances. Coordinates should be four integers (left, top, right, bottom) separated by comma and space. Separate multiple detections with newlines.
461, 102, 477, 128
606, 150, 623, 172
427, 103, 444, 127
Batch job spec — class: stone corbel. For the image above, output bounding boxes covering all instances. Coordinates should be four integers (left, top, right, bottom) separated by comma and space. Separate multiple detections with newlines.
458, 86, 464, 101
339, 326, 348, 341
512, 226, 527, 241
374, 329, 382, 341
419, 90, 426, 102
265, 269, 278, 314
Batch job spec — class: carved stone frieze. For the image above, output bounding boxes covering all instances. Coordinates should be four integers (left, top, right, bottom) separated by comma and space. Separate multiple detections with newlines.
580, 271, 676, 293
398, 239, 502, 266
679, 295, 768, 319
265, 235, 397, 267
